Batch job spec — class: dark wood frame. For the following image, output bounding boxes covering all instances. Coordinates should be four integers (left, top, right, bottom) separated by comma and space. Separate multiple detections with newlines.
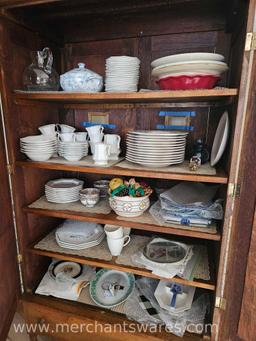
0, 1, 256, 340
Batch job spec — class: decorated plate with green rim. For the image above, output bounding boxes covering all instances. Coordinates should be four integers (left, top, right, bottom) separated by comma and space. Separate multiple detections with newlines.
89, 269, 135, 308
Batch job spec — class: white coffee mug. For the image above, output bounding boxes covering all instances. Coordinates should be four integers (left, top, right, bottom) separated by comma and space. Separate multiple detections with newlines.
59, 133, 76, 142
107, 235, 131, 256
93, 143, 111, 165
75, 132, 87, 142
104, 225, 123, 238
38, 124, 56, 136
57, 124, 76, 133
104, 134, 121, 147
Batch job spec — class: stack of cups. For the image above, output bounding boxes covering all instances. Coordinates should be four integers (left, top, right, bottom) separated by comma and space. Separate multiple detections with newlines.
104, 225, 131, 256
86, 125, 111, 165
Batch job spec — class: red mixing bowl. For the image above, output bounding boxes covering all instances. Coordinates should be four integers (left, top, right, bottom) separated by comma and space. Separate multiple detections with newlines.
157, 75, 221, 90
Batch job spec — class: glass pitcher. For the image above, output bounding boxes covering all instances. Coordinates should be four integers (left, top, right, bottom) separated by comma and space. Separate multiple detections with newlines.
23, 47, 59, 91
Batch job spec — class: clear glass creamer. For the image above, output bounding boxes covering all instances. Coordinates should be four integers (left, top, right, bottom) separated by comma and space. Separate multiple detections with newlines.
23, 47, 59, 91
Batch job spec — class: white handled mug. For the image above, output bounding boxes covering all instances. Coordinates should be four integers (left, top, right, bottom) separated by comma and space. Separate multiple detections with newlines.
107, 235, 131, 256
104, 134, 121, 147
56, 124, 76, 133
59, 133, 76, 142
93, 143, 111, 165
104, 225, 123, 238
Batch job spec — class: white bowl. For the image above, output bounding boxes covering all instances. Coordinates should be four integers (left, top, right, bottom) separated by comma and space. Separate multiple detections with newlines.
109, 195, 150, 217
25, 152, 53, 161
63, 154, 84, 162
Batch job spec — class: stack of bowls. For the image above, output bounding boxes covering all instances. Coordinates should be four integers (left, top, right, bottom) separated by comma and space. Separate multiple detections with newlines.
151, 52, 228, 90
20, 135, 57, 161
105, 56, 140, 92
58, 141, 89, 161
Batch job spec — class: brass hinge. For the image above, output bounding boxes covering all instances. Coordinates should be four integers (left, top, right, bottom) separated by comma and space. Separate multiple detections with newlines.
215, 296, 227, 310
245, 32, 256, 51
6, 163, 13, 175
17, 253, 23, 264
228, 183, 241, 198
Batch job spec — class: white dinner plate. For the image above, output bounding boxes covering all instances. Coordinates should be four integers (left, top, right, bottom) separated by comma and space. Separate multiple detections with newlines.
126, 155, 184, 162
151, 52, 225, 68
126, 143, 185, 151
128, 130, 188, 136
46, 178, 84, 189
153, 59, 227, 71
152, 62, 228, 77
210, 111, 229, 166
126, 150, 185, 157
126, 158, 184, 167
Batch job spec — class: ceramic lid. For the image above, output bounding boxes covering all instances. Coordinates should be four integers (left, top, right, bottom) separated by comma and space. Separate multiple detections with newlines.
61, 63, 102, 79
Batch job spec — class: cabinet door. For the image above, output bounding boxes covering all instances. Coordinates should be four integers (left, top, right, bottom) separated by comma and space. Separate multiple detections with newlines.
238, 207, 256, 340
213, 0, 256, 340
0, 93, 20, 338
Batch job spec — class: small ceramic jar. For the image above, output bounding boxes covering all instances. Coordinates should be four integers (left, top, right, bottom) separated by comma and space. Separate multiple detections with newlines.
79, 188, 100, 208
60, 63, 103, 92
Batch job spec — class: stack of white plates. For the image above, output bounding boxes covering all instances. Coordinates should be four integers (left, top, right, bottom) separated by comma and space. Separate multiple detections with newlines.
55, 220, 105, 250
105, 56, 140, 92
20, 135, 57, 161
151, 53, 228, 78
126, 130, 188, 167
58, 141, 89, 161
45, 178, 84, 203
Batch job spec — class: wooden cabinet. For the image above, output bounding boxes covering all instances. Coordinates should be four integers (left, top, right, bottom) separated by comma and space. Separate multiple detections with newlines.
0, 1, 256, 340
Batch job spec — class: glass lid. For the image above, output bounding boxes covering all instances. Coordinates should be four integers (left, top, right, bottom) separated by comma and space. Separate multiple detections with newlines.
143, 240, 187, 263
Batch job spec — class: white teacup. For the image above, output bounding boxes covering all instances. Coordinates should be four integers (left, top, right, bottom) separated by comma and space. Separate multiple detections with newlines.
75, 132, 87, 142
59, 133, 76, 142
107, 235, 131, 256
38, 124, 56, 136
57, 124, 76, 133
93, 143, 111, 165
104, 225, 123, 238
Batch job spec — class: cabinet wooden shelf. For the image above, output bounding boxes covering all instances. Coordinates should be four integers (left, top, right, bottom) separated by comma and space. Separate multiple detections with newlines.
29, 232, 215, 291
24, 199, 221, 241
16, 159, 228, 184
14, 88, 238, 105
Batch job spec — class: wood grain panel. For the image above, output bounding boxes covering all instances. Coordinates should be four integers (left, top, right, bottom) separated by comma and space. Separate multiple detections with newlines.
238, 209, 256, 340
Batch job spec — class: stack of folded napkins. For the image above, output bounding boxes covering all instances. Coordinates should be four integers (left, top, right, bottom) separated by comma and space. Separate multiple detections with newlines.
150, 182, 223, 227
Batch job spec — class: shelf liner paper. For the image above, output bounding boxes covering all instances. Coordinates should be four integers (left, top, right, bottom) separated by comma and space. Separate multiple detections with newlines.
29, 196, 111, 215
